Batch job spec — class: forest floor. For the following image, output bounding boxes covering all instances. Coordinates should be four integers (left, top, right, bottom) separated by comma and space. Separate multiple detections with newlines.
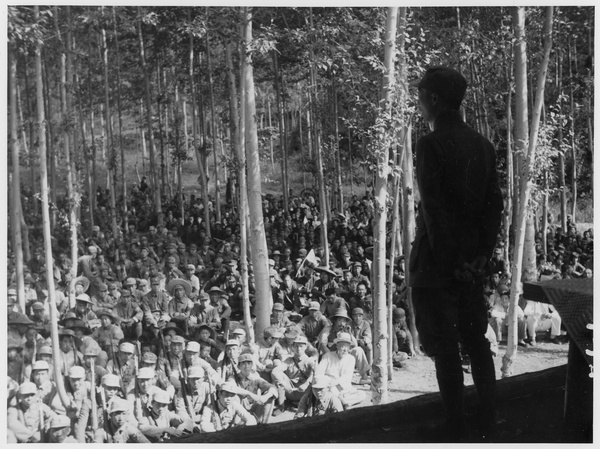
269, 332, 571, 427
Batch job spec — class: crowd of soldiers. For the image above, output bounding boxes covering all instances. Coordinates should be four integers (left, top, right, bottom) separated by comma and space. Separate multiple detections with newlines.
7, 184, 592, 442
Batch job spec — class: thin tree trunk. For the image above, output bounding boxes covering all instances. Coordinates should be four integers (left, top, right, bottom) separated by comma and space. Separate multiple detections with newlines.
502, 6, 553, 378
100, 6, 118, 240
308, 9, 329, 266
112, 6, 128, 233
332, 79, 343, 212
504, 51, 513, 265
273, 51, 289, 208
556, 48, 568, 231
568, 37, 577, 222
243, 7, 272, 339
371, 6, 398, 404
267, 100, 274, 172
9, 41, 26, 311
137, 6, 163, 226
205, 21, 221, 223
35, 5, 71, 410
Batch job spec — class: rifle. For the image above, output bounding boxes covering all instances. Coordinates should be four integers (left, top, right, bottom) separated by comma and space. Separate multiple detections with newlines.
38, 394, 45, 443
99, 387, 110, 442
177, 359, 195, 426
90, 357, 99, 430
205, 366, 222, 431
133, 342, 142, 420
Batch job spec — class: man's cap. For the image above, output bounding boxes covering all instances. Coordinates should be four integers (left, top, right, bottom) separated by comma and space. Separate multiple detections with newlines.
264, 326, 284, 339
37, 345, 53, 356
332, 308, 350, 320
142, 352, 158, 364
49, 415, 72, 429
119, 342, 135, 353
208, 286, 225, 295
185, 341, 201, 353
308, 301, 321, 311
293, 335, 308, 346
170, 335, 186, 345
187, 366, 205, 378
220, 381, 239, 394
137, 367, 156, 379
88, 246, 98, 254
187, 264, 196, 271
333, 332, 353, 346
102, 374, 121, 388
125, 278, 137, 286
75, 293, 92, 304
92, 225, 100, 232
352, 308, 364, 316
284, 326, 300, 338
32, 360, 50, 371
238, 353, 254, 364
163, 322, 185, 336
19, 382, 38, 396
68, 366, 86, 379
109, 398, 130, 414
8, 288, 17, 296
272, 302, 284, 311
198, 292, 210, 301
84, 346, 100, 357
31, 302, 45, 311
152, 389, 171, 404
225, 339, 239, 347
97, 283, 108, 292
413, 66, 467, 108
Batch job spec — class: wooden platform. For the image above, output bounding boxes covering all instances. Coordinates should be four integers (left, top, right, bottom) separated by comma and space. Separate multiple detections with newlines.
172, 364, 583, 443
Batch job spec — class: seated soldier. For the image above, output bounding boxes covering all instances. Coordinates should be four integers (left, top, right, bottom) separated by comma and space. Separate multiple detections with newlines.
188, 292, 221, 335
137, 389, 194, 442
234, 353, 279, 424
350, 307, 373, 365
270, 302, 293, 330
51, 366, 91, 442
202, 381, 257, 431
183, 365, 215, 433
95, 398, 149, 443
94, 309, 124, 361
217, 339, 242, 383
256, 327, 285, 382
271, 335, 316, 413
105, 341, 137, 396
298, 301, 331, 348
278, 325, 318, 360
524, 300, 563, 345
315, 332, 367, 410
47, 414, 79, 443
139, 351, 175, 397
112, 287, 143, 340
30, 360, 57, 406
488, 286, 527, 346
294, 375, 344, 419
8, 381, 57, 443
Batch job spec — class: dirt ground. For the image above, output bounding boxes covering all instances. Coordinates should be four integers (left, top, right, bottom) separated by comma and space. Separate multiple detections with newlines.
270, 334, 570, 424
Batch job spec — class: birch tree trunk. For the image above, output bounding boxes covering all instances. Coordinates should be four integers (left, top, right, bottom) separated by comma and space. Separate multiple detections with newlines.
243, 7, 273, 338
371, 6, 398, 404
35, 5, 71, 409
502, 6, 554, 377
567, 37, 577, 222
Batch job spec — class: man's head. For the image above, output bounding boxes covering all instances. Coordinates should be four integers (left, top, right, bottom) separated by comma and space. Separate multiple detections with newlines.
415, 66, 467, 120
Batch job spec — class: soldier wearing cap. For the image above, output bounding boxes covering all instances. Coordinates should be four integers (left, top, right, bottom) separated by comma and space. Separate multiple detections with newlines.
8, 381, 58, 443
29, 301, 51, 338
233, 352, 278, 424
270, 301, 293, 330
157, 334, 187, 384
217, 339, 242, 382
351, 307, 373, 364
294, 375, 344, 419
207, 286, 232, 337
278, 325, 318, 361
77, 246, 99, 281
31, 360, 57, 405
410, 66, 503, 439
94, 309, 125, 359
141, 276, 172, 337
298, 301, 331, 347
203, 381, 257, 431
183, 263, 201, 297
113, 286, 144, 339
105, 341, 137, 395
189, 292, 221, 334
127, 367, 165, 421
182, 365, 215, 432
182, 340, 221, 386
95, 398, 149, 443
256, 327, 284, 382
272, 335, 317, 413
82, 345, 109, 388
320, 288, 351, 320
47, 414, 78, 443
68, 293, 98, 324
137, 388, 193, 442
57, 329, 84, 375
163, 254, 185, 287
140, 351, 175, 395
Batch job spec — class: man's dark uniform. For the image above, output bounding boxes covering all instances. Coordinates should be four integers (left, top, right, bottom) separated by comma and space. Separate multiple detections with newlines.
409, 67, 504, 438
